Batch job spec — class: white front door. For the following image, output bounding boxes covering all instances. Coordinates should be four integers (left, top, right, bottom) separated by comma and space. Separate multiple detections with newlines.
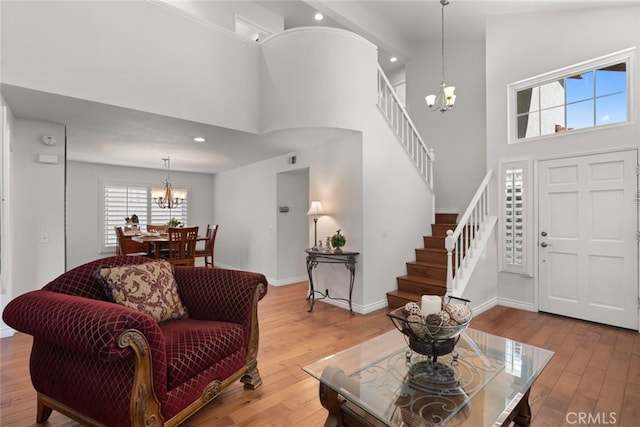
538, 150, 638, 330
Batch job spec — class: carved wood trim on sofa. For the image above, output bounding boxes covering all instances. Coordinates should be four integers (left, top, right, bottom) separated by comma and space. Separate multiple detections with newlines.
118, 329, 164, 427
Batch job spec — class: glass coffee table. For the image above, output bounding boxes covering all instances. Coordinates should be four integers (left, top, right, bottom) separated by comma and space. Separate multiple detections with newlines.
304, 329, 554, 426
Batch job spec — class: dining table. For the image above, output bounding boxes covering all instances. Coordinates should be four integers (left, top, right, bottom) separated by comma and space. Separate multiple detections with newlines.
131, 232, 206, 259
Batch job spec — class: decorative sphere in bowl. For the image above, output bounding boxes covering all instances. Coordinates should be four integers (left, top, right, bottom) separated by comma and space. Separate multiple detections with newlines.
388, 298, 472, 358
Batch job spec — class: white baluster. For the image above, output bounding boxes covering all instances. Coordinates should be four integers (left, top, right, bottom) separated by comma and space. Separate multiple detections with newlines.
463, 221, 470, 268
445, 230, 455, 293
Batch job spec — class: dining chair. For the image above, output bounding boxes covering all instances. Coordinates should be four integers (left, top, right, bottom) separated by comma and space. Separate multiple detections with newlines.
195, 224, 218, 267
114, 226, 148, 256
165, 226, 199, 266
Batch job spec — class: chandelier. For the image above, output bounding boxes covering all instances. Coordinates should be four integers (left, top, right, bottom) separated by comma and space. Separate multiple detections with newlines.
152, 157, 186, 209
425, 0, 456, 113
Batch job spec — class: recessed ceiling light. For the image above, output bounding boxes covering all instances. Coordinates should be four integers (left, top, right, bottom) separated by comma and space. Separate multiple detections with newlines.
390, 57, 398, 63
193, 137, 206, 142
314, 12, 323, 21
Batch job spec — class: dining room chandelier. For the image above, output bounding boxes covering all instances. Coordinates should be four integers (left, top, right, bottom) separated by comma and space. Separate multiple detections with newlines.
152, 157, 185, 209
425, 0, 456, 113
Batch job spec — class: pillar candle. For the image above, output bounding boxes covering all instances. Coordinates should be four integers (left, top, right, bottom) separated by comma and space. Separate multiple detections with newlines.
421, 295, 441, 317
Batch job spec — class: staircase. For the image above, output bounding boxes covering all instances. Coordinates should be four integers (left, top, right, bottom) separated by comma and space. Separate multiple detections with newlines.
386, 213, 458, 308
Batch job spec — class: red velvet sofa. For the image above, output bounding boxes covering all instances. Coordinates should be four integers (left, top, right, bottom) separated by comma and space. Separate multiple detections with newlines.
2, 255, 268, 426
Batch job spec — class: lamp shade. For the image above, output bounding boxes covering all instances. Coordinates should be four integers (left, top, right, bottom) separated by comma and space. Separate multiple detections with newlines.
425, 94, 437, 107
306, 201, 324, 216
444, 86, 456, 97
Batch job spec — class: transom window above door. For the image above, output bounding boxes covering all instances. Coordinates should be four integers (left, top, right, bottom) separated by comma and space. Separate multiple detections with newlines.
509, 48, 634, 142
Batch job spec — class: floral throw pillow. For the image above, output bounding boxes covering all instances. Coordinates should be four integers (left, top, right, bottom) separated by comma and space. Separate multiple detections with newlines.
97, 260, 188, 323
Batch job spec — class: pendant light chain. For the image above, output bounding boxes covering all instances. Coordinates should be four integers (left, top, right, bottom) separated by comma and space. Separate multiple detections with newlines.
441, 0, 446, 85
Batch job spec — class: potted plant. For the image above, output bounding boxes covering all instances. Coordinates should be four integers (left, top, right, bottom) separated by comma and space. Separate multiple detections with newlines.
331, 229, 346, 253
167, 218, 183, 227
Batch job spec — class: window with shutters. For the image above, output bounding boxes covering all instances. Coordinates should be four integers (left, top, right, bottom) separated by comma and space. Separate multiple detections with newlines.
102, 182, 188, 252
500, 161, 530, 276
504, 168, 524, 266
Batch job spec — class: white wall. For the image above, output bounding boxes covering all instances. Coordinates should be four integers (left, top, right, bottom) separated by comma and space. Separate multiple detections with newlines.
212, 115, 435, 312
0, 0, 261, 133
66, 161, 214, 269
0, 97, 15, 336
212, 135, 363, 288
486, 5, 640, 308
406, 40, 487, 215
11, 119, 66, 296
460, 228, 499, 315
276, 168, 309, 284
360, 114, 434, 310
260, 27, 378, 132
160, 0, 284, 35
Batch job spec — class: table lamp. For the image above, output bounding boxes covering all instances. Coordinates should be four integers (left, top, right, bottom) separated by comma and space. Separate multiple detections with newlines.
306, 201, 325, 251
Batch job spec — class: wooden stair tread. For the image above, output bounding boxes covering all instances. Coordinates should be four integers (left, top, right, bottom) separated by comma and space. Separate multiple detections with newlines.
406, 261, 446, 268
417, 247, 447, 254
397, 275, 446, 286
386, 290, 422, 302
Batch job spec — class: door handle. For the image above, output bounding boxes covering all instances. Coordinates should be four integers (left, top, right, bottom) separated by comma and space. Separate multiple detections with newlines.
540, 242, 551, 248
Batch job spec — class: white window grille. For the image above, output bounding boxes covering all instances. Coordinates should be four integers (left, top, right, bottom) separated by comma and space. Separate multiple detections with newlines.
509, 48, 634, 143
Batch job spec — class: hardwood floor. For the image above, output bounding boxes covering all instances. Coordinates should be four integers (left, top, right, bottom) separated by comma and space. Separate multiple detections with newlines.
1, 281, 639, 426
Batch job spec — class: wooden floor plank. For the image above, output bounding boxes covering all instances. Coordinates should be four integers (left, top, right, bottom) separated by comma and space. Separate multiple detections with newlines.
1, 281, 638, 426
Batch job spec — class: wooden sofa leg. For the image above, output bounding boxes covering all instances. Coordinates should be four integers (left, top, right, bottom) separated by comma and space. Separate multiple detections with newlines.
36, 393, 53, 424
240, 361, 263, 390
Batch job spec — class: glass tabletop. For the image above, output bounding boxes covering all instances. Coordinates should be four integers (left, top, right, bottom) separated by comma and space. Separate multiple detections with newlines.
303, 328, 554, 426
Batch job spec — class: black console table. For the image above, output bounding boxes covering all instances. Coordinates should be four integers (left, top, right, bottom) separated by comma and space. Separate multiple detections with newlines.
305, 248, 359, 315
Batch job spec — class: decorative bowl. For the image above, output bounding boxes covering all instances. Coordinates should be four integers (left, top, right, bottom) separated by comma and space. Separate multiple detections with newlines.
388, 297, 472, 358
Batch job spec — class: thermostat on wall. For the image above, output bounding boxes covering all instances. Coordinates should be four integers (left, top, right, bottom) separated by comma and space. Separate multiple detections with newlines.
38, 154, 59, 164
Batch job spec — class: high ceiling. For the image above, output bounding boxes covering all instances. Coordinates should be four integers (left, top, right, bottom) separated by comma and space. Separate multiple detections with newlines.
3, 0, 635, 173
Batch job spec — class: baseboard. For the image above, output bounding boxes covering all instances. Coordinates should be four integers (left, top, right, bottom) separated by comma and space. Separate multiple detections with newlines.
212, 262, 306, 287
497, 297, 537, 312
359, 299, 388, 314
0, 326, 15, 338
268, 275, 308, 287
211, 261, 238, 271
471, 297, 498, 316
311, 297, 388, 315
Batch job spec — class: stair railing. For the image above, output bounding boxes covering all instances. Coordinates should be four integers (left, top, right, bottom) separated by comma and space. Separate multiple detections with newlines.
377, 65, 434, 191
445, 170, 494, 294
